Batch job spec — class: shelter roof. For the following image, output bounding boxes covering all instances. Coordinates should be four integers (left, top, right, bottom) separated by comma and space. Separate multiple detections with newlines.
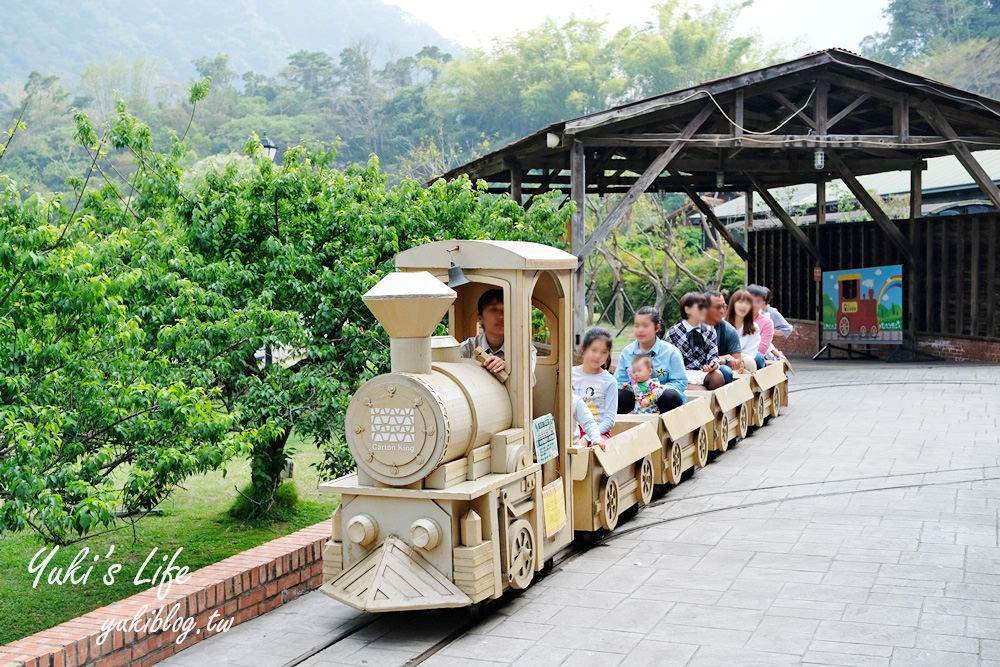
439, 48, 1000, 195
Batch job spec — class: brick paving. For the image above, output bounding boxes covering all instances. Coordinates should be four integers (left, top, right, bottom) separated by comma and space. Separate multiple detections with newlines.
161, 361, 1000, 667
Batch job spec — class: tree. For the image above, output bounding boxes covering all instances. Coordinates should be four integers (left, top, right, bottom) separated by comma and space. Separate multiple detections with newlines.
2, 92, 572, 534
0, 113, 248, 544
611, 0, 783, 98
861, 0, 997, 65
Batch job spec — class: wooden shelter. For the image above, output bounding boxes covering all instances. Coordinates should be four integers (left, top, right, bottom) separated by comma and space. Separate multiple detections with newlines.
439, 49, 1000, 340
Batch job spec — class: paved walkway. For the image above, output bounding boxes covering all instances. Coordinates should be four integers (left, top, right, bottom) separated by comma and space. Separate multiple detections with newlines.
161, 361, 1000, 667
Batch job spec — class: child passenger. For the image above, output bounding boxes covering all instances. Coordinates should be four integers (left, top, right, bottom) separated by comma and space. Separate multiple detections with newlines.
665, 292, 726, 390
627, 356, 663, 414
572, 327, 617, 441
573, 394, 606, 451
615, 306, 687, 414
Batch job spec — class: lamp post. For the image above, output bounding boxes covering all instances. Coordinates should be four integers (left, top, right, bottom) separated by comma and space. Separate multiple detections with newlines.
261, 135, 278, 162
261, 134, 277, 369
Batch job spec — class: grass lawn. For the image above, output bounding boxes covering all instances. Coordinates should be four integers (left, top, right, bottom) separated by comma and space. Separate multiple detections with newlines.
0, 435, 339, 646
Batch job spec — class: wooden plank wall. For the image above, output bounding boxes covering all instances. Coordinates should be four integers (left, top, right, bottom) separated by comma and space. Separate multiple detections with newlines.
747, 213, 1000, 341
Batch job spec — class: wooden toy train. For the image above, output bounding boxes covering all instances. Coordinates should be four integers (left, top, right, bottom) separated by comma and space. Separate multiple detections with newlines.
318, 240, 788, 612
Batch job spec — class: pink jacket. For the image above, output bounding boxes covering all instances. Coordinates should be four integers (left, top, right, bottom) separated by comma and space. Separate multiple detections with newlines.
756, 313, 774, 354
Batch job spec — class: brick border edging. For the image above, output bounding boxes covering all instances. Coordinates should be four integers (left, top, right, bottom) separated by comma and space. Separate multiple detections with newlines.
0, 521, 330, 667
782, 318, 1000, 363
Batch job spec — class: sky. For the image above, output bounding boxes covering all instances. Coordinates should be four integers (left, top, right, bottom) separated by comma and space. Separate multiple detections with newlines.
383, 0, 890, 55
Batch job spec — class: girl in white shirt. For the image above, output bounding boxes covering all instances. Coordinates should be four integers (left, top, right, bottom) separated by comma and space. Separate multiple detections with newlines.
726, 289, 762, 370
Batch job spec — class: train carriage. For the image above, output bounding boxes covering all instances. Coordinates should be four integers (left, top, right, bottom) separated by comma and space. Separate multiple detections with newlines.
318, 240, 790, 613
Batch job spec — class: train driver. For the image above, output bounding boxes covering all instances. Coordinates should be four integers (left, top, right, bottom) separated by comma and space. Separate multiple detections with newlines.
458, 288, 537, 385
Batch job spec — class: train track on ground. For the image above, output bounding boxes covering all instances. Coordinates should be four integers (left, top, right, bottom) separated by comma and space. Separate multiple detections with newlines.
279, 380, 1000, 667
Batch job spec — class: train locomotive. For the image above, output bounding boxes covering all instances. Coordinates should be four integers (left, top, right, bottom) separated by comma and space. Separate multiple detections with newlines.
318, 240, 788, 612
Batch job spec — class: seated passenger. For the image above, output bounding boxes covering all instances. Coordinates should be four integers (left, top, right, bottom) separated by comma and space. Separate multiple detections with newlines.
746, 284, 775, 367
755, 285, 794, 339
572, 327, 617, 440
626, 356, 663, 414
704, 290, 744, 381
665, 292, 725, 390
726, 289, 763, 370
614, 306, 687, 414
573, 394, 606, 451
458, 288, 536, 384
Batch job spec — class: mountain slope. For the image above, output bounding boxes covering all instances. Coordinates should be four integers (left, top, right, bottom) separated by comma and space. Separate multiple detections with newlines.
1, 0, 455, 82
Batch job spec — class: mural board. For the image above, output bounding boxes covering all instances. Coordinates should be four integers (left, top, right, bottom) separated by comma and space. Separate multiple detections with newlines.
821, 264, 903, 345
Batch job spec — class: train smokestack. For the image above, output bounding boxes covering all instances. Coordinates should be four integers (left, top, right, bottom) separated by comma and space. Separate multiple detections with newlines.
362, 272, 456, 374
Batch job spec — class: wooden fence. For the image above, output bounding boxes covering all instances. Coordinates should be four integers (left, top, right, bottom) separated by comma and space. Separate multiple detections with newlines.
747, 213, 1000, 341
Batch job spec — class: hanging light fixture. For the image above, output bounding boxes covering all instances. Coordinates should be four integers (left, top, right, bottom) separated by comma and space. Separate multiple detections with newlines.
814, 148, 825, 170
716, 172, 725, 189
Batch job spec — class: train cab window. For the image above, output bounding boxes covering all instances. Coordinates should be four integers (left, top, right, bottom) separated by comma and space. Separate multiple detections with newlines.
841, 279, 858, 299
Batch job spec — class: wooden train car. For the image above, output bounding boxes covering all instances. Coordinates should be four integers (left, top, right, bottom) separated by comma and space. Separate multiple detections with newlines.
615, 396, 713, 487
318, 240, 790, 613
568, 420, 659, 531
750, 362, 788, 426
688, 374, 755, 453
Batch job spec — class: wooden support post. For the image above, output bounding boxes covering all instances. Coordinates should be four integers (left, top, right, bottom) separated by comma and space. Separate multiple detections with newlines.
816, 181, 827, 225
918, 101, 1000, 209
682, 186, 749, 261
575, 103, 714, 261
746, 173, 823, 263
744, 190, 753, 287
910, 167, 922, 220
908, 164, 922, 347
570, 140, 586, 341
508, 162, 523, 205
825, 151, 919, 267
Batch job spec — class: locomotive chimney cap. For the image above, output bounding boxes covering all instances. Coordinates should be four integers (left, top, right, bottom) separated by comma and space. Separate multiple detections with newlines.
362, 271, 456, 339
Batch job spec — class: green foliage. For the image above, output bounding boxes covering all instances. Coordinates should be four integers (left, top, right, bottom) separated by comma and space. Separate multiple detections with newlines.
0, 97, 570, 537
862, 0, 1000, 97
1, 1, 785, 194
862, 0, 999, 65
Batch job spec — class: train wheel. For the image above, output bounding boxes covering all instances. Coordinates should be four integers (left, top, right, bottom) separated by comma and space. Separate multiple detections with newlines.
638, 456, 654, 505
860, 325, 867, 337
755, 393, 767, 427
770, 387, 781, 417
737, 402, 750, 439
838, 316, 850, 337
507, 519, 535, 590
600, 478, 620, 531
665, 442, 683, 485
715, 417, 730, 453
870, 323, 879, 338
695, 427, 709, 468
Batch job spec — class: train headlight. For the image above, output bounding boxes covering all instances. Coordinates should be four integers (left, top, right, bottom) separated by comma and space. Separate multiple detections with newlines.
346, 514, 379, 546
409, 518, 442, 550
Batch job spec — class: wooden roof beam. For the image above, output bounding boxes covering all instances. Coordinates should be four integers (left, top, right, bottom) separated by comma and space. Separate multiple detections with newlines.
827, 94, 871, 130
745, 173, 823, 264
771, 90, 817, 131
826, 150, 920, 267
578, 134, 1000, 150
576, 103, 715, 263
682, 185, 749, 261
917, 100, 1000, 210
